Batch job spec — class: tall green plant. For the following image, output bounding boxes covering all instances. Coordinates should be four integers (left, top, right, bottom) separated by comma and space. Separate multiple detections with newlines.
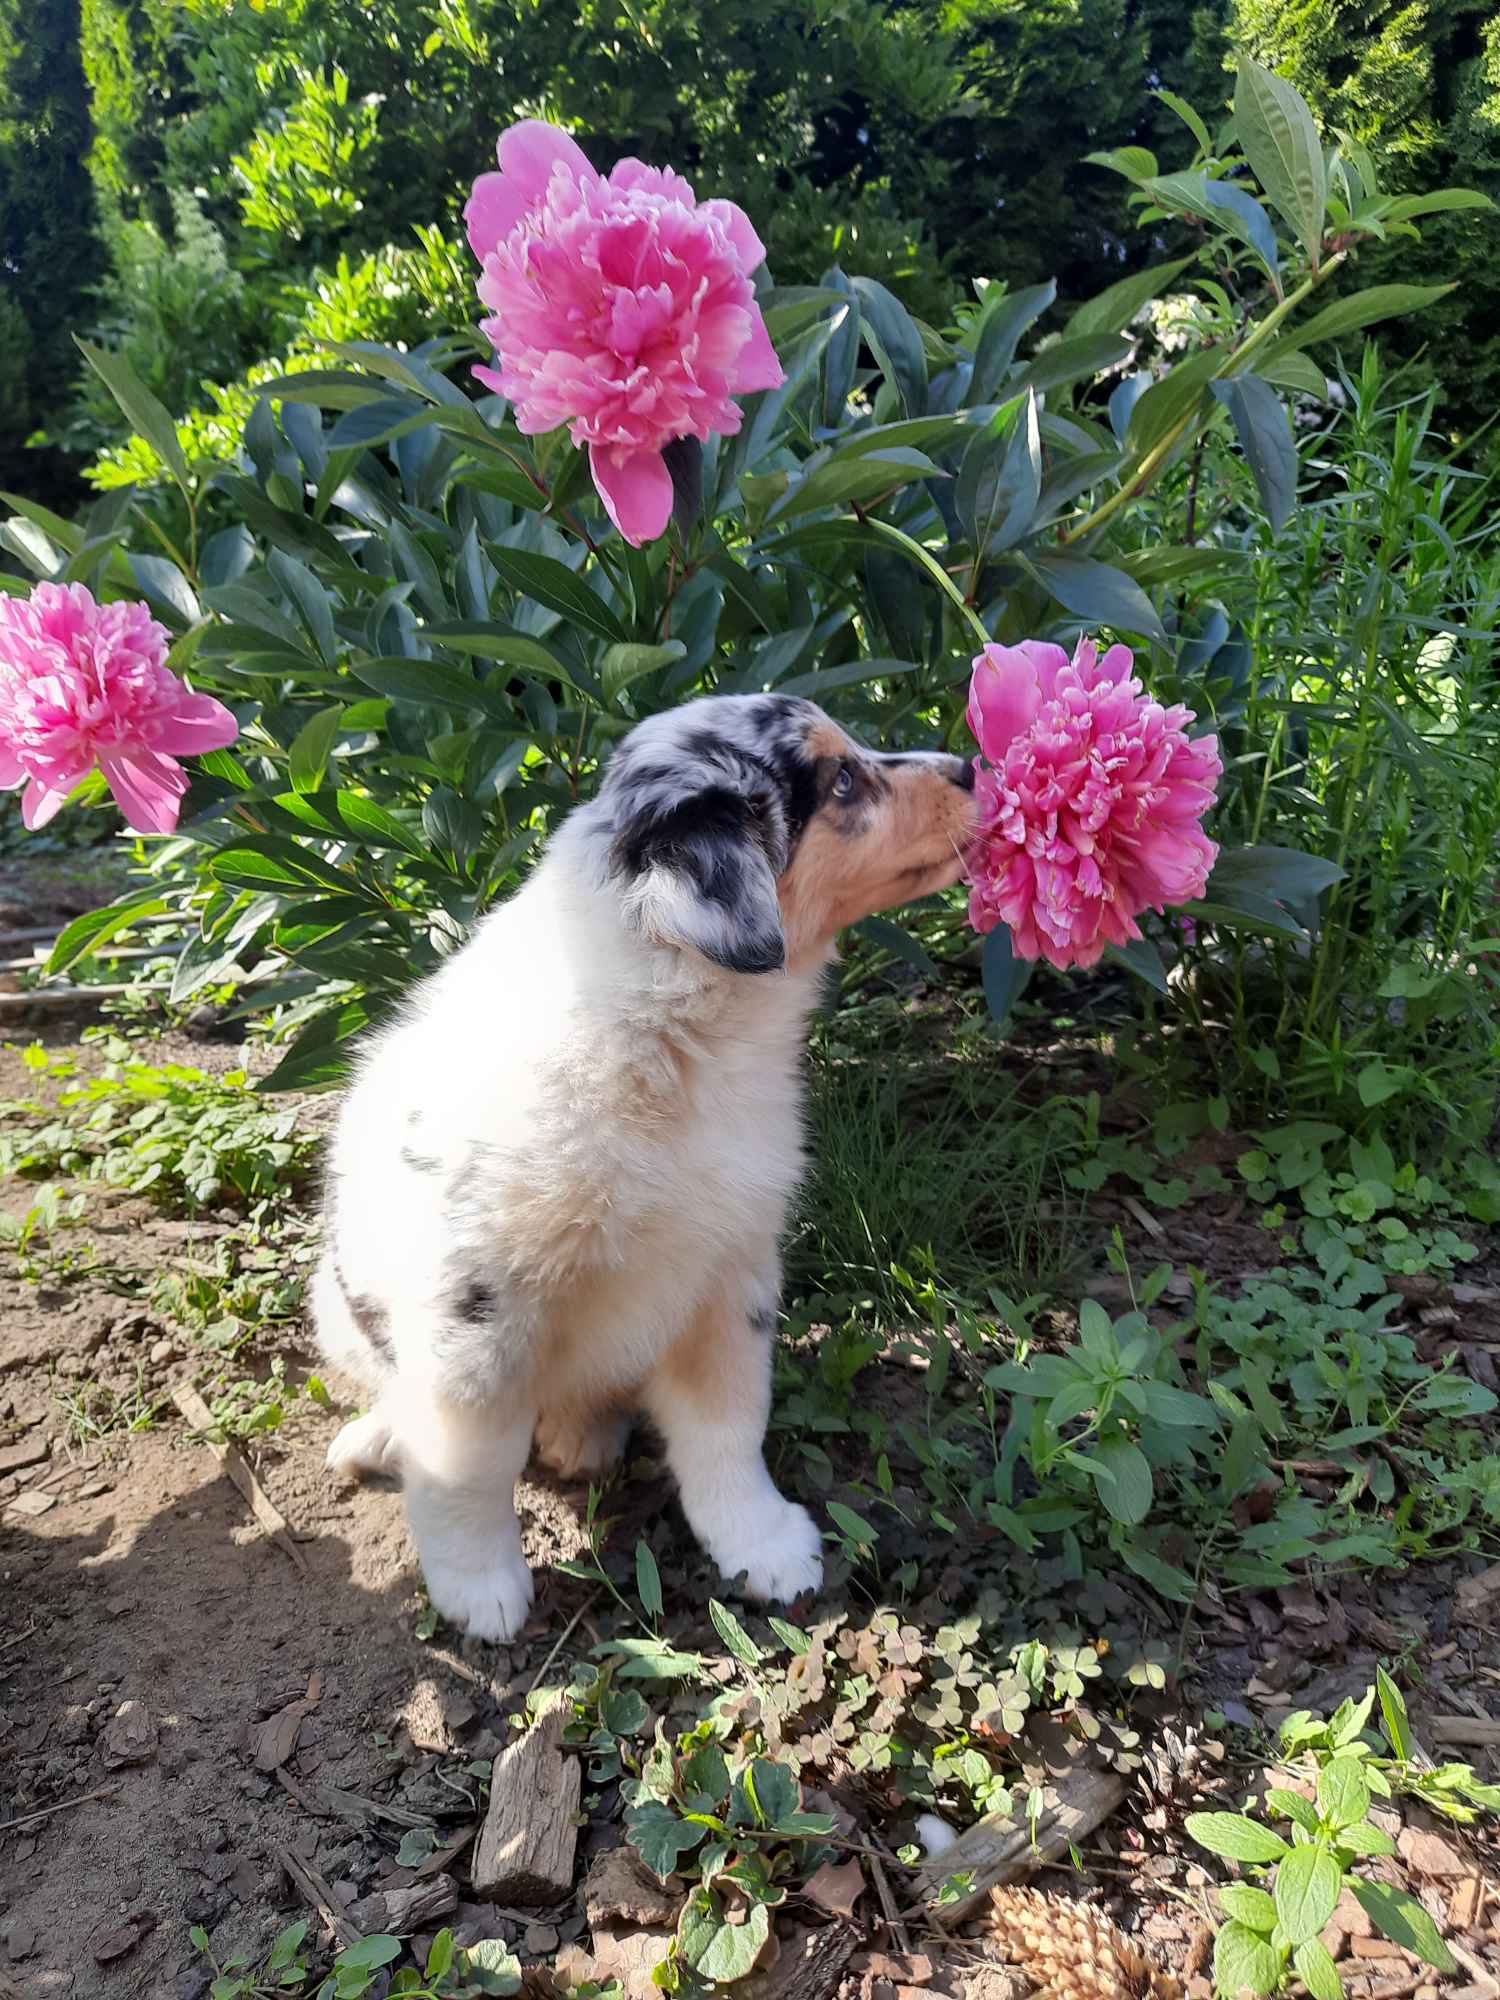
3, 61, 1478, 1094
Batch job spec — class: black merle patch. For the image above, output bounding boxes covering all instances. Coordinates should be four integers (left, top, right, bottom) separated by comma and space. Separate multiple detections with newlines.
334, 1260, 395, 1365
452, 1279, 497, 1325
748, 1301, 777, 1337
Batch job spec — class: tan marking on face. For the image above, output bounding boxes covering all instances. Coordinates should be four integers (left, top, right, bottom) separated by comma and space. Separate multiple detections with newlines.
777, 740, 976, 969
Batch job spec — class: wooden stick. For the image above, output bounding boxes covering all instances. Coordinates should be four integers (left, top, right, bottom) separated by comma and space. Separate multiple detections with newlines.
275, 1766, 437, 1830
0, 1785, 119, 1837
271, 1840, 363, 1950
1428, 1715, 1500, 1747
907, 1768, 1127, 1925
868, 1843, 913, 1957
170, 1380, 307, 1572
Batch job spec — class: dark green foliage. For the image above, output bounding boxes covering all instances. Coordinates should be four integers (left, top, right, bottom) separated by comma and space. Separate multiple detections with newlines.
0, 0, 99, 500
1231, 0, 1500, 438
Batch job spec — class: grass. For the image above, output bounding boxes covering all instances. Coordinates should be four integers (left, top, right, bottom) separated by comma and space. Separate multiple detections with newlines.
792, 986, 1087, 1320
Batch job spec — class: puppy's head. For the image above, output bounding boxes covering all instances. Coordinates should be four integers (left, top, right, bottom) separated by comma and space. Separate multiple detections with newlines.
597, 694, 976, 973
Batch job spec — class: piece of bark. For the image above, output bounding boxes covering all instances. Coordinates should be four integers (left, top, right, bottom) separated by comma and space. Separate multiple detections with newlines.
909, 1767, 1127, 1926
745, 1924, 861, 2000
1428, 1715, 1500, 1747
272, 1840, 362, 1948
254, 1671, 322, 1772
472, 1709, 580, 1904
582, 1846, 681, 1930
171, 1380, 307, 1572
1456, 1562, 1500, 1615
381, 1873, 459, 1933
104, 1699, 157, 1769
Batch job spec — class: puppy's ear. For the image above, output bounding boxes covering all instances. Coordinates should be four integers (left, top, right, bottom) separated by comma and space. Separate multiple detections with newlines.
612, 776, 787, 974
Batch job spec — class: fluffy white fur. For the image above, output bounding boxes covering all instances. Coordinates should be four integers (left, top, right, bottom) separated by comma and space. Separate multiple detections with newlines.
316, 695, 972, 1640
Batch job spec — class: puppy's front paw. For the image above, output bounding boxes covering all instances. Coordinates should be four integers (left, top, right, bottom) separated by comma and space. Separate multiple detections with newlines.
421, 1546, 534, 1642
718, 1500, 824, 1605
326, 1410, 399, 1481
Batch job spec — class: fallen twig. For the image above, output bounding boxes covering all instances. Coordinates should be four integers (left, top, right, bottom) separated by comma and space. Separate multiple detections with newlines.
170, 1379, 307, 1572
272, 1839, 363, 1949
528, 1592, 597, 1694
276, 1766, 437, 1830
0, 1785, 120, 1837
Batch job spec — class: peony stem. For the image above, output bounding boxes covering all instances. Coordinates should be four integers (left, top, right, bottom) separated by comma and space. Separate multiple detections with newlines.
860, 516, 992, 650
1058, 250, 1349, 549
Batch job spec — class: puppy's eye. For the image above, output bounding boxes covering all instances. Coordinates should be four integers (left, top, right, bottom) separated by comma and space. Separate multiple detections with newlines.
832, 762, 855, 800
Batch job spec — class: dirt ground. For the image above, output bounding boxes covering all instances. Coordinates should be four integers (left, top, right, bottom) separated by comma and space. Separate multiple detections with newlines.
3, 961, 1500, 1996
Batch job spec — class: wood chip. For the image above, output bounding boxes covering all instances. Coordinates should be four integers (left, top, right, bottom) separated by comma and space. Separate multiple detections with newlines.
379, 1873, 458, 1934
804, 1858, 865, 1922
1456, 1563, 1500, 1615
1397, 1828, 1471, 1879
582, 1846, 681, 1930
170, 1379, 307, 1571
472, 1709, 580, 1904
103, 1699, 157, 1769
1448, 1877, 1485, 1932
254, 1671, 322, 1772
910, 1766, 1127, 1925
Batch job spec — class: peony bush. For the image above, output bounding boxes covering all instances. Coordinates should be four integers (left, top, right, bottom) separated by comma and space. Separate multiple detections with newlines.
0, 62, 1486, 1086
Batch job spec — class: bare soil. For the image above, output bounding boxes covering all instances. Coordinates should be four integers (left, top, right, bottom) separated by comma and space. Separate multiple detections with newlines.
2, 1001, 1499, 2000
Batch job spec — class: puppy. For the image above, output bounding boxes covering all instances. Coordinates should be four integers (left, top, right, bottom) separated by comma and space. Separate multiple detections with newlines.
315, 692, 975, 1639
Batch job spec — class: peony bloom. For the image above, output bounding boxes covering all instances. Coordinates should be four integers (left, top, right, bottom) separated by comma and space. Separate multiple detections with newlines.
465, 120, 784, 545
0, 582, 238, 835
965, 636, 1221, 971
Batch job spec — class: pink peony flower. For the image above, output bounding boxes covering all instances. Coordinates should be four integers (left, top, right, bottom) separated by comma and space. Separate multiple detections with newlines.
0, 582, 238, 835
965, 636, 1221, 971
465, 120, 784, 545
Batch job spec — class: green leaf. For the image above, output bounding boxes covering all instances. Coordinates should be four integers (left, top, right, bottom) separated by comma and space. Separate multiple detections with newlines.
1213, 376, 1297, 531
1256, 349, 1329, 397
1380, 188, 1494, 224
1092, 1435, 1153, 1525
628, 1800, 707, 1876
1266, 1789, 1322, 1835
850, 277, 927, 416
778, 657, 923, 699
1338, 1819, 1396, 1858
600, 641, 687, 701
768, 1616, 810, 1655
48, 894, 167, 976
709, 1598, 765, 1668
1274, 1843, 1342, 1946
636, 1540, 664, 1620
1235, 55, 1327, 266
128, 552, 201, 624
1154, 88, 1213, 155
1025, 552, 1167, 646
1294, 1936, 1345, 2000
1266, 284, 1454, 360
959, 391, 1041, 553
349, 655, 513, 722
425, 1931, 455, 1981
288, 706, 344, 795
209, 837, 360, 896
1350, 1881, 1457, 1973
335, 1937, 403, 1971
1218, 1884, 1279, 1933
1317, 1757, 1371, 1829
733, 1756, 800, 1830
1006, 332, 1131, 402
981, 925, 1033, 1028
1138, 1382, 1218, 1427
967, 280, 1056, 404
1066, 258, 1193, 340
603, 1637, 706, 1678
678, 1890, 769, 1984
334, 792, 429, 858
1141, 174, 1281, 284
486, 547, 628, 643
1208, 845, 1342, 904
1185, 1812, 1291, 1865
463, 1938, 523, 1991
1213, 1920, 1281, 1997
77, 338, 192, 500
827, 1500, 877, 1547
1376, 1664, 1412, 1761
